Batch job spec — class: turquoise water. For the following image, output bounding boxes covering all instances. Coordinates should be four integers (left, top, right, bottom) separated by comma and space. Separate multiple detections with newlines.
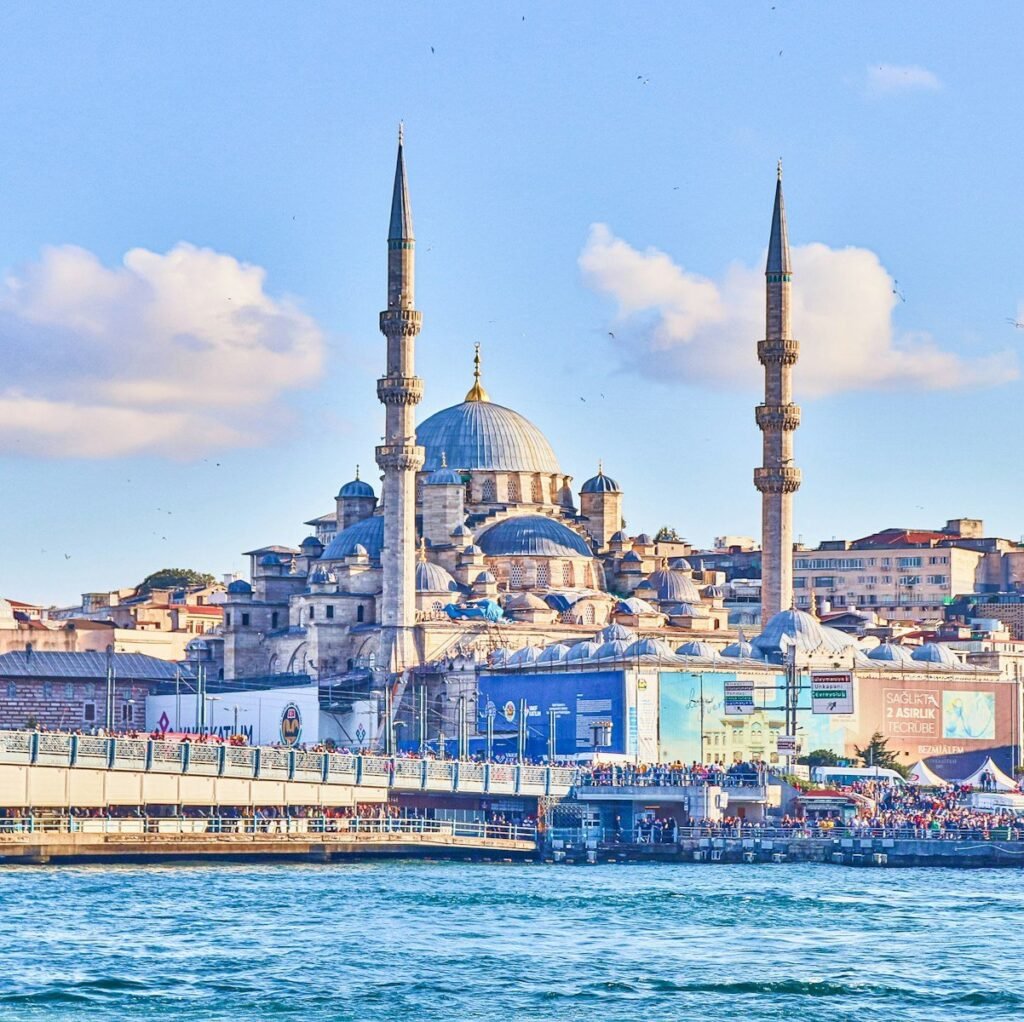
0, 861, 1020, 1020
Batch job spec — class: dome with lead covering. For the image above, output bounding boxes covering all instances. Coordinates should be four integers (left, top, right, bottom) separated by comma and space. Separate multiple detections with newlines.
259, 553, 282, 567
721, 635, 757, 658
226, 579, 252, 595
565, 640, 602, 662
617, 596, 657, 615
320, 515, 384, 561
597, 622, 636, 642
867, 641, 915, 665
676, 640, 719, 658
624, 637, 674, 658
506, 645, 543, 667
415, 560, 458, 593
580, 469, 621, 494
477, 515, 592, 558
643, 569, 701, 604
338, 476, 375, 499
537, 643, 571, 664
911, 642, 959, 667
595, 639, 630, 660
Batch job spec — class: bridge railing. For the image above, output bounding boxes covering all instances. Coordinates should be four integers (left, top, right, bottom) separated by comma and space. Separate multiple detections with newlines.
0, 815, 537, 844
0, 730, 574, 797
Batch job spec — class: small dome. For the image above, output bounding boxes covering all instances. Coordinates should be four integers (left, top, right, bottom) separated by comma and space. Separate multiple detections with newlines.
911, 643, 959, 667
321, 515, 384, 561
624, 636, 674, 658
676, 640, 719, 658
226, 579, 252, 595
721, 635, 757, 658
258, 553, 281, 567
309, 567, 337, 585
580, 469, 621, 494
753, 608, 828, 657
450, 524, 473, 538
474, 570, 496, 584
701, 584, 724, 598
490, 648, 508, 667
634, 533, 653, 546
300, 535, 323, 550
416, 560, 458, 593
426, 465, 462, 486
610, 530, 628, 543
596, 622, 635, 642
506, 645, 543, 667
867, 641, 915, 665
462, 544, 483, 556
477, 515, 592, 558
622, 550, 642, 564
673, 602, 707, 617
595, 638, 630, 660
187, 638, 210, 653
338, 476, 375, 499
643, 568, 701, 604
670, 557, 694, 571
617, 596, 657, 615
505, 592, 550, 611
536, 643, 571, 664
565, 640, 602, 662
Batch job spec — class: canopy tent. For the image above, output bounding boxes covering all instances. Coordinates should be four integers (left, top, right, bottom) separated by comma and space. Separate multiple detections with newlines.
955, 756, 1018, 792
906, 760, 947, 787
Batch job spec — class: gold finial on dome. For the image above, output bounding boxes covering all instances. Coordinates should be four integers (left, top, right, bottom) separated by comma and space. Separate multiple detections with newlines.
464, 343, 490, 402
597, 458, 604, 475
418, 536, 427, 562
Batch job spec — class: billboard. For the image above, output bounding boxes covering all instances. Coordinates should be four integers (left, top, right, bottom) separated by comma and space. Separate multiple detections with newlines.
477, 671, 626, 760
724, 680, 755, 715
810, 672, 855, 715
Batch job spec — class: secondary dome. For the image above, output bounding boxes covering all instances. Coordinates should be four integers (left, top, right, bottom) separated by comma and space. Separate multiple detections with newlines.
643, 568, 701, 604
416, 401, 561, 474
477, 515, 592, 558
320, 515, 384, 561
867, 641, 915, 665
580, 468, 620, 494
911, 643, 959, 667
338, 473, 375, 499
415, 561, 458, 593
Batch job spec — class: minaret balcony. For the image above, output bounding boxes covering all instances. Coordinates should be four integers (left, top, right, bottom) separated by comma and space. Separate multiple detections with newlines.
754, 466, 802, 493
376, 443, 425, 473
755, 403, 801, 432
757, 338, 800, 366
377, 376, 424, 405
379, 308, 423, 336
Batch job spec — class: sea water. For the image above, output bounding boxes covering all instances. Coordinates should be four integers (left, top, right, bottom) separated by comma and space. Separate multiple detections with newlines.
0, 861, 1020, 1021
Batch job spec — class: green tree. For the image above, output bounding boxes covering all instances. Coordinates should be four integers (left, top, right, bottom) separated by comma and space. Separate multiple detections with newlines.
854, 731, 906, 775
654, 525, 683, 542
138, 568, 216, 592
797, 748, 840, 768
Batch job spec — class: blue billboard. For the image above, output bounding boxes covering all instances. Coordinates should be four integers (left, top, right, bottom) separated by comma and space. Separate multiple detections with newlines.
477, 671, 627, 759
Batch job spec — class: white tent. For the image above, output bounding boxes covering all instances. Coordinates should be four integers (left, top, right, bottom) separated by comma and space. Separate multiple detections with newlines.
955, 756, 1018, 792
906, 760, 947, 786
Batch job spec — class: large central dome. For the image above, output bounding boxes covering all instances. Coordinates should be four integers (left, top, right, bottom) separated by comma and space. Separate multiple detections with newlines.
417, 400, 562, 474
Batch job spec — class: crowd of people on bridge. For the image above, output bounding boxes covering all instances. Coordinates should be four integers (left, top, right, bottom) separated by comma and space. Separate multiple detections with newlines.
577, 760, 774, 788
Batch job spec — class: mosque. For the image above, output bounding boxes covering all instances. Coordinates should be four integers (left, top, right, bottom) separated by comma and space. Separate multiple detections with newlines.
206, 132, 1016, 772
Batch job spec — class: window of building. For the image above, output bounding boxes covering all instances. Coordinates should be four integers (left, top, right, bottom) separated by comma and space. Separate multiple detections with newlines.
584, 563, 594, 588
42, 682, 53, 699
309, 606, 315, 620
121, 703, 133, 724
357, 605, 365, 623
812, 576, 835, 588
83, 703, 96, 723
271, 611, 279, 629
432, 601, 444, 613
481, 478, 497, 502
65, 683, 74, 698
562, 562, 575, 587
226, 612, 232, 627
507, 476, 521, 502
510, 562, 524, 588
536, 561, 549, 587
241, 613, 250, 627
6, 683, 15, 698
531, 476, 543, 503
927, 575, 947, 585
326, 605, 335, 620
897, 556, 923, 568
792, 578, 806, 589
584, 604, 596, 625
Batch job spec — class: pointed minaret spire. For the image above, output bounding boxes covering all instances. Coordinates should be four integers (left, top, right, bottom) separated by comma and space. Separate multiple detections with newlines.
766, 159, 791, 276
389, 123, 414, 244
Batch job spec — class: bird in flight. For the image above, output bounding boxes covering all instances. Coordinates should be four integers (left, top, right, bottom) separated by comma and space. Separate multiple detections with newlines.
1006, 317, 1023, 329
892, 280, 906, 303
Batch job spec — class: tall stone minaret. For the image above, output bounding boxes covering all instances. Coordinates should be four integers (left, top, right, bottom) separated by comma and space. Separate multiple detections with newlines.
754, 162, 801, 622
376, 125, 425, 672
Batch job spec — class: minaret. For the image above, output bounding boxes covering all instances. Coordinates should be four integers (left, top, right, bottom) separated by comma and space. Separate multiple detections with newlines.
754, 161, 801, 621
376, 124, 425, 672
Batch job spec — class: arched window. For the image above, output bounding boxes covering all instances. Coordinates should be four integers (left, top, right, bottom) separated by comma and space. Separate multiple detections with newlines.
531, 475, 544, 503
510, 562, 524, 588
357, 605, 365, 623
482, 478, 497, 502
416, 477, 425, 503
507, 476, 521, 502
584, 604, 596, 625
562, 561, 575, 587
584, 563, 594, 588
6, 683, 15, 698
536, 561, 549, 588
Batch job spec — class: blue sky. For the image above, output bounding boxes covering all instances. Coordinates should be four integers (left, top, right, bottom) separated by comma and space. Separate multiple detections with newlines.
1, 2, 1022, 605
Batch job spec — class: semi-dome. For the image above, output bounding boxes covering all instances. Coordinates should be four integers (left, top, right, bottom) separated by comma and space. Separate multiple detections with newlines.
617, 596, 657, 615
867, 641, 915, 665
624, 636, 675, 658
676, 640, 719, 658
338, 475, 375, 499
643, 569, 701, 604
320, 515, 384, 561
415, 560, 458, 593
416, 400, 561, 474
580, 468, 621, 494
911, 643, 959, 667
226, 579, 252, 595
565, 640, 602, 662
477, 515, 592, 558
597, 622, 635, 642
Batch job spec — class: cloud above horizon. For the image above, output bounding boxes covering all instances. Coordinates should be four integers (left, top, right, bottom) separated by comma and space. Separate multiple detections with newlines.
0, 243, 325, 457
866, 63, 942, 95
580, 224, 1017, 398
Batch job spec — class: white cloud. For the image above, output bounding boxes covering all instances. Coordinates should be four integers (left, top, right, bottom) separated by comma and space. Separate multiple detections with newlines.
580, 224, 1017, 398
0, 243, 325, 457
866, 63, 942, 95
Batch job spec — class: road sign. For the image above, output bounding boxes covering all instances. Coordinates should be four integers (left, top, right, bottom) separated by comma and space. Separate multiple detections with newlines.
810, 671, 854, 714
724, 680, 755, 715
777, 734, 799, 754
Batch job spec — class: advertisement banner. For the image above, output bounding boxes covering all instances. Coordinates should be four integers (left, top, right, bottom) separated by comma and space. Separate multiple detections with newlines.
724, 680, 755, 715
810, 671, 854, 715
